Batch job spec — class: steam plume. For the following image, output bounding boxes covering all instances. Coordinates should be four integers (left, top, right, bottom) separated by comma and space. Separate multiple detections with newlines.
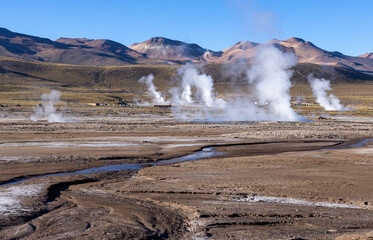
31, 90, 66, 122
138, 74, 168, 104
307, 74, 345, 111
138, 46, 303, 122
246, 45, 300, 121
171, 64, 226, 108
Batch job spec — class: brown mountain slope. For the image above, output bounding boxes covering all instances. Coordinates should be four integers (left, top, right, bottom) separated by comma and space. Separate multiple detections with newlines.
0, 28, 146, 66
55, 38, 145, 60
129, 37, 221, 63
214, 37, 373, 75
358, 52, 373, 59
216, 41, 258, 63
0, 27, 372, 74
0, 27, 65, 60
280, 37, 373, 74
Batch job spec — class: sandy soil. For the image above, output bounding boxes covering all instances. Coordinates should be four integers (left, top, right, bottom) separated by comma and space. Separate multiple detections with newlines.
0, 108, 372, 239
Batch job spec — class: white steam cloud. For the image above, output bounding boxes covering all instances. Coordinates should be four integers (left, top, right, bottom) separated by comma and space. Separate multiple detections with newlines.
170, 65, 226, 108
31, 90, 66, 122
307, 74, 345, 111
246, 45, 300, 121
138, 74, 168, 104
137, 46, 303, 122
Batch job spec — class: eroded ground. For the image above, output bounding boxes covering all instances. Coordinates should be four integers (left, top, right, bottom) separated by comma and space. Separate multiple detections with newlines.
0, 108, 372, 239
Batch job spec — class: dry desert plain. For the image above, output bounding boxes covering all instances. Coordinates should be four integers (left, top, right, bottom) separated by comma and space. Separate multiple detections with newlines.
0, 105, 372, 240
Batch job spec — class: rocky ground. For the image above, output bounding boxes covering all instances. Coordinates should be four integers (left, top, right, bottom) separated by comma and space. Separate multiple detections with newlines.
0, 107, 372, 239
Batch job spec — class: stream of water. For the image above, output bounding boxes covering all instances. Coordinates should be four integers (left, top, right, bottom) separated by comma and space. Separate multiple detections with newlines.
0, 147, 224, 186
1, 138, 371, 187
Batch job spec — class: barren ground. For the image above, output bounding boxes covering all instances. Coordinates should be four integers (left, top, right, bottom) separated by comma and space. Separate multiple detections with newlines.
0, 107, 372, 239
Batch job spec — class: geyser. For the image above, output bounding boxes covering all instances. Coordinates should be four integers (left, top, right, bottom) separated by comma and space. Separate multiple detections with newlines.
170, 64, 226, 108
307, 74, 345, 111
245, 45, 301, 121
137, 45, 304, 121
31, 90, 66, 122
138, 74, 168, 105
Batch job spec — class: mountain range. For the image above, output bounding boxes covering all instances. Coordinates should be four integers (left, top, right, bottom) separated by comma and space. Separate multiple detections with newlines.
0, 27, 372, 75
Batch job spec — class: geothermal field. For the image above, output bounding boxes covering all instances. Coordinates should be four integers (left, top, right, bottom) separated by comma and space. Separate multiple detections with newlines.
0, 45, 373, 240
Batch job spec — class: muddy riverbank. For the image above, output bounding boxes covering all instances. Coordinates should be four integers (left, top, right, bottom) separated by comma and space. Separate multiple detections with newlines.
0, 117, 372, 239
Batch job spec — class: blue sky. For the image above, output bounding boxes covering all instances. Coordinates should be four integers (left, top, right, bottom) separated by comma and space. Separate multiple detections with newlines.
0, 0, 371, 56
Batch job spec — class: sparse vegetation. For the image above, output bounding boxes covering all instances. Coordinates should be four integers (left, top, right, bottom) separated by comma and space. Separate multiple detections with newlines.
0, 57, 372, 117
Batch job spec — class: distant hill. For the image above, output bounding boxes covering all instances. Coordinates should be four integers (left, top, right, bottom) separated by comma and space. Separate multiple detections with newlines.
0, 27, 372, 75
55, 37, 145, 61
212, 37, 373, 75
0, 28, 146, 66
278, 37, 373, 75
127, 36, 373, 75
129, 37, 221, 63
358, 52, 373, 59
214, 41, 258, 63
